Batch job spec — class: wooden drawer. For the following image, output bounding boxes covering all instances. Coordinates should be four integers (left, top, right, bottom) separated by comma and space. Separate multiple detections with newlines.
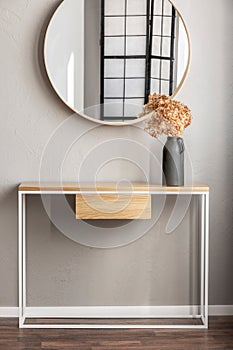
76, 194, 151, 220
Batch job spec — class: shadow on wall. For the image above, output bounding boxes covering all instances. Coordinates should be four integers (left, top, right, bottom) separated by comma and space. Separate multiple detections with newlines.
37, 0, 69, 114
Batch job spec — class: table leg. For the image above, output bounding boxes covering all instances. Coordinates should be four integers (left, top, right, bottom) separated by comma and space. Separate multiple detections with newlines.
204, 192, 209, 328
18, 192, 23, 327
200, 194, 205, 323
18, 192, 26, 328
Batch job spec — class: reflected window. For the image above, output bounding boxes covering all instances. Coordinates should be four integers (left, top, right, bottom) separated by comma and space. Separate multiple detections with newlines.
100, 0, 178, 121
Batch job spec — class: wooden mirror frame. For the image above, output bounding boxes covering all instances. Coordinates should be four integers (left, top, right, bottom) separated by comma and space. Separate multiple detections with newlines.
44, 0, 191, 126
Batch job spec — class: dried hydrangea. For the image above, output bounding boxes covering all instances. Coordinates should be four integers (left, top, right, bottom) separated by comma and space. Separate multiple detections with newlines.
139, 93, 192, 138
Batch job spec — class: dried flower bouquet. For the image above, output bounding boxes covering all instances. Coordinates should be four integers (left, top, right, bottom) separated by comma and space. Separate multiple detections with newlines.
139, 93, 192, 138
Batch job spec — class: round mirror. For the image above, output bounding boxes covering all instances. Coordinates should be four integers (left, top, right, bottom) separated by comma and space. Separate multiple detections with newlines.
44, 0, 190, 125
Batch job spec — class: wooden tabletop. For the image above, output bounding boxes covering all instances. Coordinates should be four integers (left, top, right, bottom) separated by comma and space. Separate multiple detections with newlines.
18, 182, 209, 192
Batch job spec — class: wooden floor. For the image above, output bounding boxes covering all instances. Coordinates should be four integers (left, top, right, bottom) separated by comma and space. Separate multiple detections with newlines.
0, 317, 233, 349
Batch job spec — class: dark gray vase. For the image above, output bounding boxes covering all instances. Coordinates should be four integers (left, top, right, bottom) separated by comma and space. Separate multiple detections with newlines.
162, 136, 185, 186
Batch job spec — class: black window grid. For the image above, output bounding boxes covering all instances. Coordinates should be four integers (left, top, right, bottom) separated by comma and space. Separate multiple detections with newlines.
100, 0, 177, 121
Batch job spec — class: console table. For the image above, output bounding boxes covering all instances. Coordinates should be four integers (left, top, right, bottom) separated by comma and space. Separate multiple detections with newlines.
18, 182, 209, 329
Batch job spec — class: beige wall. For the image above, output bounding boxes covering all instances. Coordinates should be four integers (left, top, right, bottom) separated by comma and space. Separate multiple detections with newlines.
0, 0, 232, 307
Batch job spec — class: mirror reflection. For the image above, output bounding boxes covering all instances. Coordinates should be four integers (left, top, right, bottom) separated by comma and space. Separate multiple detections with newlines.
44, 0, 189, 124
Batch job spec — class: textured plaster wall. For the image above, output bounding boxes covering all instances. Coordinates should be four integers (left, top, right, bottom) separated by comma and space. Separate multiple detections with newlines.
0, 0, 232, 307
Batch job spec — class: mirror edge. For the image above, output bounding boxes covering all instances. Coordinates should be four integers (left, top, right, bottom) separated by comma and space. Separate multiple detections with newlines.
170, 0, 191, 99
43, 0, 191, 126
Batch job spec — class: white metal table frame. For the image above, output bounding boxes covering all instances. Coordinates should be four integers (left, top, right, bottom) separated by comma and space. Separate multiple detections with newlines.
18, 186, 209, 329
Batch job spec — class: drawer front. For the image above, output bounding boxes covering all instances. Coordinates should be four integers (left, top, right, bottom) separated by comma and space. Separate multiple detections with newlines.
76, 194, 151, 220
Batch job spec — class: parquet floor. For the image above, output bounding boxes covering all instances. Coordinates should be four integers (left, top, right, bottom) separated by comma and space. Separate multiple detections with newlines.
0, 317, 233, 349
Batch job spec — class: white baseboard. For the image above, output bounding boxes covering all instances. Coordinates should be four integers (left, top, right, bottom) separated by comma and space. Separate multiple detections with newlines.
209, 305, 233, 316
24, 306, 200, 318
0, 305, 232, 318
0, 307, 19, 317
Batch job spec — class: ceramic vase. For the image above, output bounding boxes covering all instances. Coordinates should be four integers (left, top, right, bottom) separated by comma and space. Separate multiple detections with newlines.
162, 136, 185, 186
